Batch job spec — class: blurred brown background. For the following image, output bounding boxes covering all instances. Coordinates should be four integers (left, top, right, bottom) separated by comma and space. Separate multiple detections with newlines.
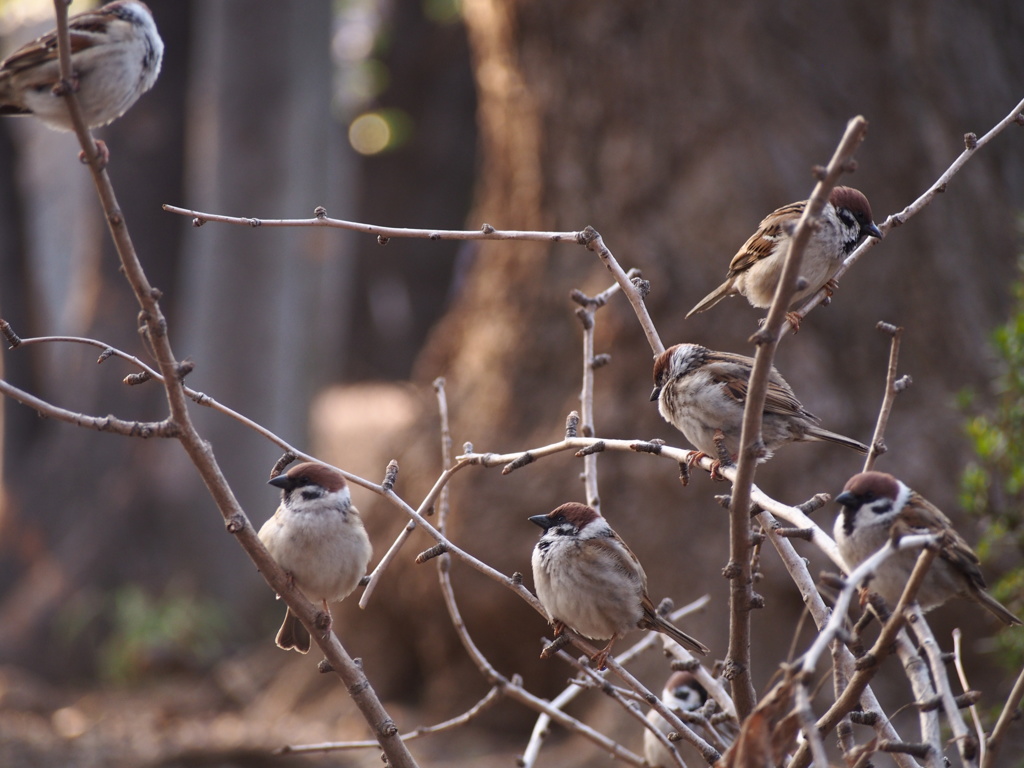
1, 0, 1022, 765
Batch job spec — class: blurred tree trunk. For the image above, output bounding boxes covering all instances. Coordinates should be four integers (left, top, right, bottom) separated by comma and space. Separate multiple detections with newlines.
0, 0, 356, 673
0, 0, 191, 674
361, 0, 1024, 725
168, 0, 353, 608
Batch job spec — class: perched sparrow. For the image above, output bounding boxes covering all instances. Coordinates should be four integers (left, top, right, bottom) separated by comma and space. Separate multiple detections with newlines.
530, 502, 709, 670
258, 462, 373, 653
651, 343, 868, 465
686, 187, 882, 319
0, 1, 163, 131
643, 671, 709, 768
834, 471, 1021, 625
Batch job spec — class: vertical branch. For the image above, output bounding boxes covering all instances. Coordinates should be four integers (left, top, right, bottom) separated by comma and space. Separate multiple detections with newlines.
863, 322, 911, 472
910, 608, 979, 767
576, 304, 601, 510
579, 228, 664, 355
725, 116, 870, 719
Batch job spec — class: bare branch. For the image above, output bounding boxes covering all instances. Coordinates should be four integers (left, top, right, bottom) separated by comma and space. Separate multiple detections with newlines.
864, 322, 909, 471
278, 686, 504, 754
790, 94, 1024, 326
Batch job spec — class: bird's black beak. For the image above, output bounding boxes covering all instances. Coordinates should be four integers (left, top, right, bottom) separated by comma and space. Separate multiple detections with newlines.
529, 514, 554, 530
268, 474, 293, 490
834, 490, 857, 508
865, 222, 883, 240
650, 385, 662, 402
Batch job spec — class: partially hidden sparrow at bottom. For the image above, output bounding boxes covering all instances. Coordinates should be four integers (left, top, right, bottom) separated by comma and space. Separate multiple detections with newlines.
685, 186, 882, 326
834, 471, 1021, 626
652, 343, 868, 468
258, 462, 373, 653
530, 502, 709, 670
643, 671, 741, 768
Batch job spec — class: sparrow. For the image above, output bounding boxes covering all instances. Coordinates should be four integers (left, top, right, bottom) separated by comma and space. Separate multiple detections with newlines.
651, 343, 868, 465
0, 1, 163, 131
834, 471, 1021, 625
258, 462, 373, 653
529, 502, 709, 670
643, 671, 709, 768
686, 186, 882, 320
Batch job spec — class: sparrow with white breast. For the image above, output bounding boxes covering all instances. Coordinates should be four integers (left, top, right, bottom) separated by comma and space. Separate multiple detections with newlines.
651, 343, 868, 466
258, 462, 373, 653
834, 471, 1021, 625
530, 502, 709, 670
686, 187, 881, 322
0, 1, 163, 164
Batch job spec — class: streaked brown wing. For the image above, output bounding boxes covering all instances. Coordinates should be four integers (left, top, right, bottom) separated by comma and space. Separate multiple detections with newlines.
726, 201, 805, 276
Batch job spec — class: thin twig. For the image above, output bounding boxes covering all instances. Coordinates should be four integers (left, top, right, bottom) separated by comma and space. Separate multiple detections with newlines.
983, 664, 1024, 768
910, 606, 979, 767
863, 322, 908, 471
789, 95, 1024, 326
279, 686, 504, 754
951, 629, 987, 767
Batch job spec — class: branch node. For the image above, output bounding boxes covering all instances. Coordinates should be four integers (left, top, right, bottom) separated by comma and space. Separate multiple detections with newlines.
1016, 113, 1024, 126
377, 235, 389, 245
540, 633, 572, 659
123, 371, 152, 386
511, 571, 523, 585
575, 307, 594, 330
964, 132, 978, 149
795, 492, 831, 514
175, 359, 195, 381
502, 452, 535, 474
317, 659, 334, 674
811, 164, 827, 180
382, 460, 399, 491
97, 347, 115, 363
191, 217, 205, 227
1, 319, 21, 347
565, 411, 580, 438
894, 374, 913, 393
678, 461, 689, 487
631, 276, 651, 298
248, 218, 262, 227
875, 321, 902, 336
224, 513, 246, 534
848, 710, 879, 725
314, 205, 327, 219
480, 223, 495, 234
270, 453, 297, 479
721, 658, 745, 681
670, 658, 701, 672
415, 543, 449, 564
878, 741, 932, 758
775, 527, 815, 541
722, 560, 742, 579
575, 441, 606, 457
629, 439, 664, 454
749, 592, 765, 610
591, 353, 611, 369
577, 225, 598, 246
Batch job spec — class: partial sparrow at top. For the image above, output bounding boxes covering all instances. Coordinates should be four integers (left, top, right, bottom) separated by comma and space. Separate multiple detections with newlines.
686, 187, 882, 323
0, 1, 163, 131
834, 471, 1021, 626
530, 502, 709, 670
652, 343, 868, 467
258, 462, 373, 653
